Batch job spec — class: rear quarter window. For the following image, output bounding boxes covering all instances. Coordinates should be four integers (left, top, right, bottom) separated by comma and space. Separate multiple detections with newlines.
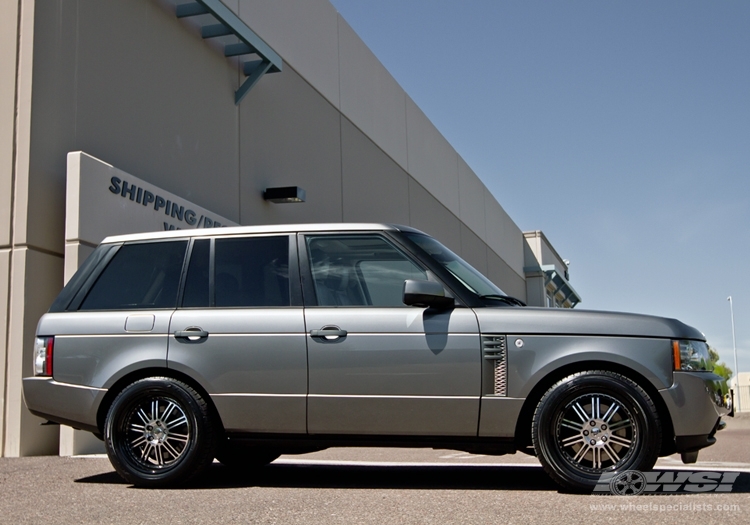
79, 241, 188, 310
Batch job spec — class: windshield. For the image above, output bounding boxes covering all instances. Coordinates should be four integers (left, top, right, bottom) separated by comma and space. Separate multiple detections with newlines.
404, 233, 508, 298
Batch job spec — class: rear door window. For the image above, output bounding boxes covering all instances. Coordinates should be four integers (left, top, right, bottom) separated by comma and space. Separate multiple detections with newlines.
214, 236, 290, 307
179, 236, 291, 308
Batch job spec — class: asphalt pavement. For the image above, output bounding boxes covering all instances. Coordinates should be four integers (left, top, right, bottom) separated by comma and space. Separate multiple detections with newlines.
1, 415, 748, 524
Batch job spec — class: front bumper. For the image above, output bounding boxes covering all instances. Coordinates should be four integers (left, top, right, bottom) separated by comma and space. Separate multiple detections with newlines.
22, 377, 106, 434
660, 371, 731, 453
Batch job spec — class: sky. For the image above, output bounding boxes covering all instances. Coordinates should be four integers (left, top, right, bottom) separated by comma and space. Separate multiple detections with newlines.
328, 0, 750, 374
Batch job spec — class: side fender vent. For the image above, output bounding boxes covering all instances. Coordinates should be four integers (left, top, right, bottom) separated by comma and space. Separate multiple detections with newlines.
482, 334, 507, 396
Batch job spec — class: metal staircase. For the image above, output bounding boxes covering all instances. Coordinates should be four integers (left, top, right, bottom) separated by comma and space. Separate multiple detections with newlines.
173, 0, 283, 104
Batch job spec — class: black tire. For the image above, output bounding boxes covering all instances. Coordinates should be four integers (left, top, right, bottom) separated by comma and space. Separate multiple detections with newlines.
104, 377, 218, 487
532, 370, 661, 492
215, 440, 281, 470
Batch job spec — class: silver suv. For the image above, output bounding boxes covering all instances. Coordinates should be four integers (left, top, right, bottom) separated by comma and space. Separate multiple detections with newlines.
23, 223, 731, 491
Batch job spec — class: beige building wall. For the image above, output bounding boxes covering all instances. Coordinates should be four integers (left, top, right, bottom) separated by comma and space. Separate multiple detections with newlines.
1, 0, 563, 456
0, 0, 19, 248
523, 230, 569, 276
0, 0, 22, 455
3, 0, 47, 457
5, 248, 63, 456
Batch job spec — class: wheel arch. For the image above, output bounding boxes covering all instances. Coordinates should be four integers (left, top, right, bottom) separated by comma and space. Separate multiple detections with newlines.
513, 360, 676, 456
96, 367, 224, 437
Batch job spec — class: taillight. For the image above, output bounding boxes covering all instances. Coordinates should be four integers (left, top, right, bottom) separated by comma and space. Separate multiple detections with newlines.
33, 337, 54, 377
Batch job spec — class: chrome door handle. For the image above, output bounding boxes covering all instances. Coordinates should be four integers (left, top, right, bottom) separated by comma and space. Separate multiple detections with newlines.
310, 326, 348, 340
174, 327, 209, 340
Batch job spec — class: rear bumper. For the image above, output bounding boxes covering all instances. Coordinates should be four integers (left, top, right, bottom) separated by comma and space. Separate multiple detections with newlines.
22, 377, 106, 434
660, 371, 731, 453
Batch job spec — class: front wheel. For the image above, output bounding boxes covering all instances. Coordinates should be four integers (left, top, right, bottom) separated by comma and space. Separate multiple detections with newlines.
532, 371, 661, 492
104, 377, 218, 487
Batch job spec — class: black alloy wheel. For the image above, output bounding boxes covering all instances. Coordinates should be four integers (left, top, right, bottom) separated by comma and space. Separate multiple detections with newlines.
104, 377, 218, 487
532, 370, 661, 492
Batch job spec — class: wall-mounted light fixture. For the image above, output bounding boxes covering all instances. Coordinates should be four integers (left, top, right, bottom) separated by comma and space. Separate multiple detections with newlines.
263, 186, 306, 203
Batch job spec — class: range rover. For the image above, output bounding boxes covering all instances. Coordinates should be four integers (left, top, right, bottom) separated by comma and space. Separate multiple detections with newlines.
23, 224, 732, 490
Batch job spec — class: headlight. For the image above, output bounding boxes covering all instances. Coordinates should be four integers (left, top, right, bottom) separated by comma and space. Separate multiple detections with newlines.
672, 340, 711, 371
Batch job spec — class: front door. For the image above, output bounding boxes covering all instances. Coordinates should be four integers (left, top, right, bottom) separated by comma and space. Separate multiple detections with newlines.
302, 233, 481, 436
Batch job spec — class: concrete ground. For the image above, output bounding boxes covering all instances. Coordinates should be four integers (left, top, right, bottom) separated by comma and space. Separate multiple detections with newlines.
0, 414, 748, 524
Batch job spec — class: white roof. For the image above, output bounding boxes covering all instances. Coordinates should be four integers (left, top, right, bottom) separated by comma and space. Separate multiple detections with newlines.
102, 223, 422, 244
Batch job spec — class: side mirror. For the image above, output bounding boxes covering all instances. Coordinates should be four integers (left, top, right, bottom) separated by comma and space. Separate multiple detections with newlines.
402, 280, 454, 309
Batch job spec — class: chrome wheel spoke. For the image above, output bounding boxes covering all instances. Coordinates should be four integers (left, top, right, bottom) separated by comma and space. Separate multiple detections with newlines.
603, 443, 621, 463
562, 434, 585, 447
123, 396, 191, 470
572, 443, 590, 463
141, 443, 153, 461
162, 440, 182, 460
162, 401, 177, 423
165, 415, 187, 430
557, 392, 637, 472
608, 418, 631, 432
601, 403, 615, 422
168, 432, 189, 443
603, 404, 620, 423
608, 434, 632, 448
572, 403, 589, 422
561, 418, 584, 432
592, 446, 602, 469
137, 409, 150, 425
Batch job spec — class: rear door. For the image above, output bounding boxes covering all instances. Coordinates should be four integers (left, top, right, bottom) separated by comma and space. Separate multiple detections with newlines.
301, 233, 482, 436
167, 234, 307, 434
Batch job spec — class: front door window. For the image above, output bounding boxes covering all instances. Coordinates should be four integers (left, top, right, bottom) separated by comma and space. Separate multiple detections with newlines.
306, 235, 427, 307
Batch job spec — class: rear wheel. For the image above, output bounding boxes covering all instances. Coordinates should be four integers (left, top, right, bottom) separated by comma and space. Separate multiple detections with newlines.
104, 377, 218, 487
532, 371, 661, 492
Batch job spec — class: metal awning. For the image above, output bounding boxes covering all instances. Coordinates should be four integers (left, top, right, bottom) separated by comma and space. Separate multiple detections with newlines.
173, 0, 283, 104
541, 264, 581, 308
524, 264, 582, 308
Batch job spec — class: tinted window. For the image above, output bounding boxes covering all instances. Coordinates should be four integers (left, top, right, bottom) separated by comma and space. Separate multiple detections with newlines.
80, 241, 188, 310
404, 233, 507, 297
306, 235, 427, 307
49, 244, 117, 312
182, 239, 210, 307
214, 236, 290, 307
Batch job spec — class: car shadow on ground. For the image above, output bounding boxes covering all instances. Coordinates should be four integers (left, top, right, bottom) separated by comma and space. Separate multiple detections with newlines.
75, 463, 750, 493
76, 462, 559, 491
